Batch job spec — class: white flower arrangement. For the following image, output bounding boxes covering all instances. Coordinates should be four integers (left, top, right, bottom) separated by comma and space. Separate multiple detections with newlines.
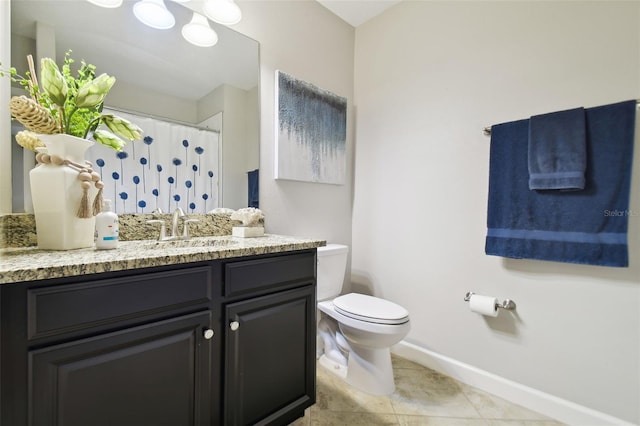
230, 207, 264, 226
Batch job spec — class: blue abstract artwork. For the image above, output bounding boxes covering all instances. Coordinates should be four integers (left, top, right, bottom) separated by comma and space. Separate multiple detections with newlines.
275, 71, 347, 184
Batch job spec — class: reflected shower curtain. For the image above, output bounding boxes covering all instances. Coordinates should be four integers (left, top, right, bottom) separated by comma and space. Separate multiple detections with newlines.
87, 109, 220, 214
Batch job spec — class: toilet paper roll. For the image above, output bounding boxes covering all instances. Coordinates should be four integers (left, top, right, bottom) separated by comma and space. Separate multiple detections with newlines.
469, 294, 499, 317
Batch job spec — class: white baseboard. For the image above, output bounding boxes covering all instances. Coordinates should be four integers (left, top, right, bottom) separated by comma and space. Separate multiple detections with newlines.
392, 341, 635, 426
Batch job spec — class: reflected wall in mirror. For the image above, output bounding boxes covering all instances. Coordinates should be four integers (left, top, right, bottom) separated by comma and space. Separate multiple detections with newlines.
7, 0, 259, 213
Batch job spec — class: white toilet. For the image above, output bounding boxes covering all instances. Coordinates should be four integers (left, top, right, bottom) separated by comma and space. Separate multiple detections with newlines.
316, 244, 410, 395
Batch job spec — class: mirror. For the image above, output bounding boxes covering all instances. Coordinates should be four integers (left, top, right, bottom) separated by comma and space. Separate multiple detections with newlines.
7, 0, 259, 212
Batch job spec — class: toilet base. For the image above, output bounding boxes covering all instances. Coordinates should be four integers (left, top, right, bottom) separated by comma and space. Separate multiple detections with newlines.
319, 354, 347, 380
320, 347, 396, 396
346, 346, 395, 395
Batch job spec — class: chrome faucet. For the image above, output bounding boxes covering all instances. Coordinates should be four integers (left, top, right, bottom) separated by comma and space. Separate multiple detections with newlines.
171, 207, 185, 238
147, 208, 199, 241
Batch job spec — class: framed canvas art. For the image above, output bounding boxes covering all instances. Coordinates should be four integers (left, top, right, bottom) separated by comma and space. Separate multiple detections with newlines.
275, 70, 347, 184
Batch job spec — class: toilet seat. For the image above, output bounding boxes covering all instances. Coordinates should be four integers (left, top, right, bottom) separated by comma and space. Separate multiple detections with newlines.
333, 293, 409, 325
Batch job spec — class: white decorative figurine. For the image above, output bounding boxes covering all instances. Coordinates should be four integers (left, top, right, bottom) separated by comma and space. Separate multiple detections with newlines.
231, 208, 265, 237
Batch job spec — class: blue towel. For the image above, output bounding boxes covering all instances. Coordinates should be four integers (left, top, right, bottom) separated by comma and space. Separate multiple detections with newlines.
528, 107, 586, 190
486, 100, 636, 267
248, 169, 259, 208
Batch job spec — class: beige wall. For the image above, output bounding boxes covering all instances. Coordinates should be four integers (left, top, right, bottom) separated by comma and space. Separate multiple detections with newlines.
353, 1, 639, 424
108, 81, 197, 124
220, 84, 253, 209
233, 0, 355, 255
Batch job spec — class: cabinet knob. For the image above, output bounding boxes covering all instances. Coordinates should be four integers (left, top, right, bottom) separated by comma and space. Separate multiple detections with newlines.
203, 328, 215, 339
229, 321, 240, 331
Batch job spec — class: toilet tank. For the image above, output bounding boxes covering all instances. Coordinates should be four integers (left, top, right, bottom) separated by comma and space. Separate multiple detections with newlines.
317, 244, 349, 301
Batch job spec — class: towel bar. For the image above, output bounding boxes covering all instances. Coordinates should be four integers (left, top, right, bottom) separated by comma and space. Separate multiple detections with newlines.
483, 100, 640, 136
463, 292, 516, 310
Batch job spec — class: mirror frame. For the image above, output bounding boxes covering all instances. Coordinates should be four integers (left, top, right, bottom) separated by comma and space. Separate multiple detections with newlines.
1, 1, 11, 213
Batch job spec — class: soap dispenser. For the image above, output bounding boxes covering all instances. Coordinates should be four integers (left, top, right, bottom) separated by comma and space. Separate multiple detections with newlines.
95, 199, 119, 249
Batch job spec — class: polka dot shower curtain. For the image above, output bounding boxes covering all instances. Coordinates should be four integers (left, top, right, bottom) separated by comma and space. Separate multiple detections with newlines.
87, 109, 220, 214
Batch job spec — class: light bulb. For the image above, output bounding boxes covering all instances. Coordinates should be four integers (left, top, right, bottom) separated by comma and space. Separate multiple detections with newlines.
133, 0, 175, 29
87, 0, 123, 8
182, 13, 218, 47
203, 0, 242, 25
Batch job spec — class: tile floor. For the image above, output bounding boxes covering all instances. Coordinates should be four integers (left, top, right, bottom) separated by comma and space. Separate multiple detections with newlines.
291, 355, 565, 425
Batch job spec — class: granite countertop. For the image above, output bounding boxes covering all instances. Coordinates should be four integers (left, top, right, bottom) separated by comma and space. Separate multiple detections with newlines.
0, 235, 326, 284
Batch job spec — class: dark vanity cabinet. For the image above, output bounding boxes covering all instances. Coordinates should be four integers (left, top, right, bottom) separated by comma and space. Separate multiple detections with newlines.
222, 254, 317, 425
0, 249, 317, 426
29, 311, 214, 426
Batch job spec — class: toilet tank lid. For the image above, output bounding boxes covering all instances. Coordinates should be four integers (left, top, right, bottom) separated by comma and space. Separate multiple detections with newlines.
317, 244, 349, 256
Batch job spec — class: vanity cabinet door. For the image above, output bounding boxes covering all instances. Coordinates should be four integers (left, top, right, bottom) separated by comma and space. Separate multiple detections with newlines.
29, 311, 214, 426
224, 285, 316, 426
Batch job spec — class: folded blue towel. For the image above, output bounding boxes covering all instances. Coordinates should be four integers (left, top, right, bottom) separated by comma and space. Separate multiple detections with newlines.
528, 107, 586, 190
486, 100, 636, 267
248, 169, 259, 208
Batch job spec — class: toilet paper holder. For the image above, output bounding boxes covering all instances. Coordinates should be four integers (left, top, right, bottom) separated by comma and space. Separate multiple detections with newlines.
464, 292, 516, 310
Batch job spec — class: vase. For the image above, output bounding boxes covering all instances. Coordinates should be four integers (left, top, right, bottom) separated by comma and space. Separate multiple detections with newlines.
29, 134, 98, 250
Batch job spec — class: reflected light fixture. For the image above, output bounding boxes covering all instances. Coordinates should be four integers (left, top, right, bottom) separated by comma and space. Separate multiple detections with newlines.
203, 0, 242, 25
87, 0, 123, 8
182, 12, 218, 47
133, 0, 175, 29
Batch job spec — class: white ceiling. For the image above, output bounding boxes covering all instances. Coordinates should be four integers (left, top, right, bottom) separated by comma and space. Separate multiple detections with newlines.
315, 0, 401, 27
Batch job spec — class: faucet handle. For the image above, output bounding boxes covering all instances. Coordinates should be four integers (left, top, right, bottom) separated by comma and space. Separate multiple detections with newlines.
146, 219, 167, 241
182, 219, 199, 239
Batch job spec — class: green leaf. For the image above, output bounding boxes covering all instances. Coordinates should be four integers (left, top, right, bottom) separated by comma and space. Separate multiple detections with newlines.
93, 129, 126, 151
102, 114, 143, 140
40, 58, 68, 107
75, 73, 115, 109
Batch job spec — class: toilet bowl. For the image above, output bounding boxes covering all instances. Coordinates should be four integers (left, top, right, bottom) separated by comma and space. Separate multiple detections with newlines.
316, 244, 410, 395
